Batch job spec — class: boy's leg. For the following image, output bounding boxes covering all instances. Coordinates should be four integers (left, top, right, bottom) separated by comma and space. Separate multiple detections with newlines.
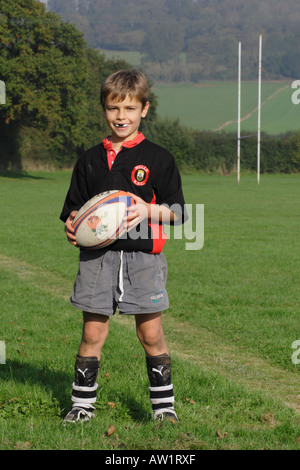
63, 312, 109, 424
135, 312, 168, 357
79, 312, 110, 360
135, 313, 178, 422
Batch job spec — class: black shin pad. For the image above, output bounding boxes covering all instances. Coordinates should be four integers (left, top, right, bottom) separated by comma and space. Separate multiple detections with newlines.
146, 354, 175, 418
71, 355, 100, 410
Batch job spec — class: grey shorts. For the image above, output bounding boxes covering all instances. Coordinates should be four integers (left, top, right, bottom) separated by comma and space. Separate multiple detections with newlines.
70, 250, 169, 316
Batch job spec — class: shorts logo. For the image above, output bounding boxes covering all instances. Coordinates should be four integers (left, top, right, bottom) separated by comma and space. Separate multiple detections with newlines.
151, 290, 164, 303
131, 165, 150, 186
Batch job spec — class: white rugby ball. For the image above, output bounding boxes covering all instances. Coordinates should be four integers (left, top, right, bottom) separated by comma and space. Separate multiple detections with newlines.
72, 190, 135, 249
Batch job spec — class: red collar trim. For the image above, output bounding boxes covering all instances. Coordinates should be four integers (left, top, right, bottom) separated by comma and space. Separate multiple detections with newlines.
102, 132, 145, 151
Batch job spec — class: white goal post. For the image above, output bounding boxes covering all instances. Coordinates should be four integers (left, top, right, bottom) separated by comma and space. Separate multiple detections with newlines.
237, 35, 262, 184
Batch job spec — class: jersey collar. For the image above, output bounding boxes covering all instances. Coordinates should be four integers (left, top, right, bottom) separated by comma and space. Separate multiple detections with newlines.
102, 132, 145, 151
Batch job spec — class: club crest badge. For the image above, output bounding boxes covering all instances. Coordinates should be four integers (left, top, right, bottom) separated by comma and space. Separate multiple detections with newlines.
131, 165, 150, 186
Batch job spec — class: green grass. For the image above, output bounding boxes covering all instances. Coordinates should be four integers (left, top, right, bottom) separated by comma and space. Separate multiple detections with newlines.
0, 171, 300, 450
98, 49, 142, 69
154, 81, 297, 135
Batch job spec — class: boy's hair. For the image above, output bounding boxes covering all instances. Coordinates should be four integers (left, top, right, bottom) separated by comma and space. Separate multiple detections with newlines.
100, 69, 149, 109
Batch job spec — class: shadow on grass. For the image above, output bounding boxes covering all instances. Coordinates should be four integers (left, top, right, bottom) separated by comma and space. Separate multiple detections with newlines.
111, 393, 151, 423
1, 359, 150, 422
0, 171, 48, 180
1, 359, 71, 415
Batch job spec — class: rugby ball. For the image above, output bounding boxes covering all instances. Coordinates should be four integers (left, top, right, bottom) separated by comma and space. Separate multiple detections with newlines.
72, 190, 135, 249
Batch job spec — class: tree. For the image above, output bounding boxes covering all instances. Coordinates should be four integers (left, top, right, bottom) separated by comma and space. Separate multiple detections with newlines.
0, 0, 158, 171
141, 21, 185, 65
0, 0, 92, 170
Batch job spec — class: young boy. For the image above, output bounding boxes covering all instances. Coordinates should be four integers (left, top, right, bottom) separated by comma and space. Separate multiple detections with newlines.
60, 70, 187, 424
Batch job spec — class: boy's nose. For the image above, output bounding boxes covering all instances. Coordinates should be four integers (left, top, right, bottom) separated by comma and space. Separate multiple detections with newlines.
117, 109, 126, 119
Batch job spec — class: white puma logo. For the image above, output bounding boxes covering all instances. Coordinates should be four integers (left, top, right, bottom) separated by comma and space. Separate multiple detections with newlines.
152, 367, 163, 376
78, 368, 88, 378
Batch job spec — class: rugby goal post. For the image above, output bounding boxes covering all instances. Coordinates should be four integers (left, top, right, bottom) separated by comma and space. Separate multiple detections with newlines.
237, 35, 262, 185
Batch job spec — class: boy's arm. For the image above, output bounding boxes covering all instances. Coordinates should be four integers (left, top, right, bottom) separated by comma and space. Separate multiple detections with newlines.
124, 193, 177, 232
64, 210, 78, 246
152, 151, 188, 226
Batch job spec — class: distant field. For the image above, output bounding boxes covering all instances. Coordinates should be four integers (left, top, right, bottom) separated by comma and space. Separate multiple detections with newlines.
154, 81, 298, 135
98, 49, 142, 68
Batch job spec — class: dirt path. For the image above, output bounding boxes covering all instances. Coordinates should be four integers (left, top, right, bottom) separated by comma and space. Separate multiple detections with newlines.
214, 85, 290, 131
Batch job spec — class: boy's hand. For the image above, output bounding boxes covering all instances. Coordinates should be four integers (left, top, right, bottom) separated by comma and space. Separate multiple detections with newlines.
124, 192, 177, 231
65, 210, 78, 246
124, 193, 150, 232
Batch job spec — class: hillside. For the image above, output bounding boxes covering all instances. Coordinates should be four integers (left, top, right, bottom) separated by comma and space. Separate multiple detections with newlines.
46, 0, 300, 82
154, 81, 297, 135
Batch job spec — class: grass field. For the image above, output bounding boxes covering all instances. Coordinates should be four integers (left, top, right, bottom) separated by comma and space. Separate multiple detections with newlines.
154, 81, 297, 135
0, 171, 300, 450
99, 49, 143, 69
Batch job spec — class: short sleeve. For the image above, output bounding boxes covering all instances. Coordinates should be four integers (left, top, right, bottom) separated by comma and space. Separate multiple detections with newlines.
153, 153, 188, 225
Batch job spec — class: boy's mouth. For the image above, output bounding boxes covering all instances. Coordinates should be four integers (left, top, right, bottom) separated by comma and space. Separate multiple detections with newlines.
115, 123, 129, 128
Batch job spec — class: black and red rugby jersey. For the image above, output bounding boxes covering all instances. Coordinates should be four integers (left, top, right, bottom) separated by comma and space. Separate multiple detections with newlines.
60, 137, 187, 254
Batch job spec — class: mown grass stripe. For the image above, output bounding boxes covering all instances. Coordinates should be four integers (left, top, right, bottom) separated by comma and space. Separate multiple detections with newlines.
0, 253, 72, 300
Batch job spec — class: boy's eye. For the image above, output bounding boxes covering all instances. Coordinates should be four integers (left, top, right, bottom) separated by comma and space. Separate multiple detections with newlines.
106, 106, 137, 111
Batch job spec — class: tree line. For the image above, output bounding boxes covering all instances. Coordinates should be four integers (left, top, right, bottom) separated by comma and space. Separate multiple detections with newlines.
46, 0, 300, 83
0, 0, 300, 174
144, 119, 300, 174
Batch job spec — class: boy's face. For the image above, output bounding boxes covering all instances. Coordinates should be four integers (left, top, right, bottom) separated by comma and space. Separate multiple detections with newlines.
104, 94, 149, 145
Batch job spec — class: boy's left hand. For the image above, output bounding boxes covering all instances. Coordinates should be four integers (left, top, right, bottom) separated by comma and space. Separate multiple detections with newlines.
124, 193, 150, 231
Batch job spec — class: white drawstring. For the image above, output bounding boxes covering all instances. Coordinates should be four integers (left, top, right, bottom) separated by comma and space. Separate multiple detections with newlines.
118, 250, 124, 302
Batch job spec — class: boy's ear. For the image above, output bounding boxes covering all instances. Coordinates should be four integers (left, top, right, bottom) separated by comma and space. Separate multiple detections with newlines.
141, 101, 150, 118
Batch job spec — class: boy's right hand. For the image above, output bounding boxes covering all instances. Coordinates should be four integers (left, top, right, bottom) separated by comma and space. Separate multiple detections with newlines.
64, 211, 78, 246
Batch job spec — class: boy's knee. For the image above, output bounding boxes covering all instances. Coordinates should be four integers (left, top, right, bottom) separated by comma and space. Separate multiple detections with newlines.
137, 325, 163, 349
82, 315, 109, 347
82, 331, 101, 347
